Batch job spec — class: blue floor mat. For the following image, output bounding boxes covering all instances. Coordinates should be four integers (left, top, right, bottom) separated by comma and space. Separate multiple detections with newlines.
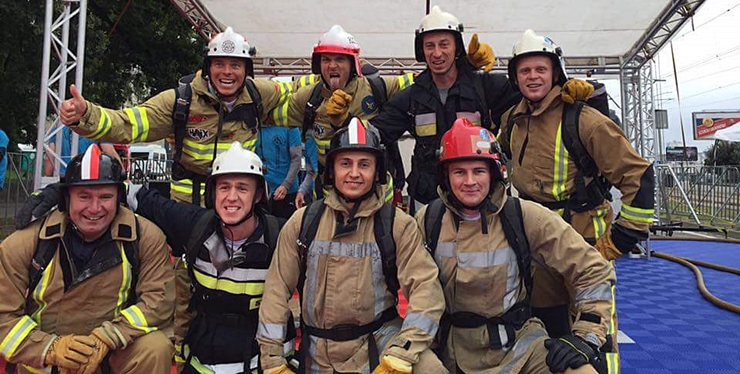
617, 240, 740, 373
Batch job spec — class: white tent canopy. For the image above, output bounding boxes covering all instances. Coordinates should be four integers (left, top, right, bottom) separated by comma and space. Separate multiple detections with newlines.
199, 0, 672, 68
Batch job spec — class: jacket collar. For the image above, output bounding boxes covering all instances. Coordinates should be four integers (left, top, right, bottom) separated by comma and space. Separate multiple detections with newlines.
438, 181, 507, 218
324, 183, 385, 219
39, 206, 138, 242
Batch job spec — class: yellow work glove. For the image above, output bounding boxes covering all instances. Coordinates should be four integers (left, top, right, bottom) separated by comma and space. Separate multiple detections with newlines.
371, 355, 412, 374
594, 230, 623, 261
326, 89, 353, 126
467, 33, 496, 72
76, 328, 115, 374
561, 79, 594, 105
44, 335, 95, 370
264, 364, 296, 374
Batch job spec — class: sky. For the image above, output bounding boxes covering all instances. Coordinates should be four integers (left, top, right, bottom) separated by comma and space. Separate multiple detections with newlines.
599, 0, 740, 154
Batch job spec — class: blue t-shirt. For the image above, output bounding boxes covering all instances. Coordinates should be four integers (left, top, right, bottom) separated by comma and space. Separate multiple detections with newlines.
50, 128, 97, 175
0, 129, 9, 189
256, 127, 302, 194
304, 136, 318, 189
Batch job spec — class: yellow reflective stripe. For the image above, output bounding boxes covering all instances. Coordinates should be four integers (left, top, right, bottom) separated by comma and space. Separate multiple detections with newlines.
115, 243, 132, 317
124, 107, 150, 143
552, 121, 569, 201
592, 208, 608, 239
384, 177, 394, 202
607, 352, 619, 374
607, 280, 619, 374
0, 316, 37, 359
182, 140, 223, 160
21, 365, 50, 374
398, 73, 415, 90
31, 256, 55, 324
188, 356, 216, 374
620, 204, 654, 223
121, 305, 155, 333
243, 138, 257, 152
272, 82, 291, 127
89, 109, 112, 140
316, 138, 330, 156
171, 179, 207, 196
192, 268, 264, 296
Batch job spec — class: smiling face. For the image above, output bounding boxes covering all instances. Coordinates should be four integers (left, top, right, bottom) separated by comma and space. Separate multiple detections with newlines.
447, 159, 491, 209
209, 57, 247, 101
332, 150, 377, 200
214, 174, 260, 225
67, 185, 119, 241
515, 54, 555, 104
320, 53, 352, 90
423, 31, 458, 80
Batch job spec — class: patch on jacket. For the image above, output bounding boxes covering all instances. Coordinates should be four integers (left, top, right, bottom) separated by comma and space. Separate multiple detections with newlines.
313, 123, 325, 137
187, 128, 210, 140
188, 115, 208, 123
361, 95, 378, 114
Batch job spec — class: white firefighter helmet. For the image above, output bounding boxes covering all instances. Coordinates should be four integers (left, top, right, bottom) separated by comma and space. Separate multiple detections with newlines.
205, 142, 268, 209
414, 5, 465, 62
204, 27, 256, 78
508, 29, 568, 87
311, 25, 362, 76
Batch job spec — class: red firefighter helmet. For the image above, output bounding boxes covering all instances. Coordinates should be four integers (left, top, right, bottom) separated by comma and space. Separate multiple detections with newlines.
311, 25, 362, 77
438, 117, 507, 184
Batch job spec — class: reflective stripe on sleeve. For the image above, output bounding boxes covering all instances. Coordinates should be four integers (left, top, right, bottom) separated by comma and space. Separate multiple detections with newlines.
0, 316, 37, 359
121, 305, 156, 333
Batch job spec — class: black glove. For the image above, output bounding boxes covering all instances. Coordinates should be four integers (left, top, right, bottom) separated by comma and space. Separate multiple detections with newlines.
15, 183, 63, 229
544, 335, 607, 374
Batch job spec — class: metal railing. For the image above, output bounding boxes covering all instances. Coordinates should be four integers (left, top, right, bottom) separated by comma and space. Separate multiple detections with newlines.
1, 152, 36, 239
655, 164, 740, 228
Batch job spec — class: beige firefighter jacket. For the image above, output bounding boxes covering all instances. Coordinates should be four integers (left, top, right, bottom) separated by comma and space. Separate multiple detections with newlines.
257, 184, 444, 372
499, 86, 654, 240
69, 70, 290, 203
287, 75, 410, 166
0, 207, 174, 371
415, 184, 616, 373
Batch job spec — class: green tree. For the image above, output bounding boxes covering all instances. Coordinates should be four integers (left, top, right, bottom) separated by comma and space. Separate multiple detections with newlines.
0, 0, 202, 149
704, 140, 740, 166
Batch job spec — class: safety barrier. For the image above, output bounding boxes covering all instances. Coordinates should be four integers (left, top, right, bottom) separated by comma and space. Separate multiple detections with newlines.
655, 164, 740, 228
0, 152, 36, 239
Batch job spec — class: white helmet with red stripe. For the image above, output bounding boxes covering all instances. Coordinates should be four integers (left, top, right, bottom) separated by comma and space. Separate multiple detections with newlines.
60, 144, 126, 211
311, 25, 363, 77
324, 117, 386, 186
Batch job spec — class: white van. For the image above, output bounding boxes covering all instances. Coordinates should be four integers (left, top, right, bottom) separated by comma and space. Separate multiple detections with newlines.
128, 144, 168, 181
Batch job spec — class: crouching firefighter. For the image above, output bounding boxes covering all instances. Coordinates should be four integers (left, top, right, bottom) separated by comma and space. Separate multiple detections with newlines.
0, 144, 175, 374
417, 118, 616, 374
125, 142, 298, 373
257, 117, 447, 374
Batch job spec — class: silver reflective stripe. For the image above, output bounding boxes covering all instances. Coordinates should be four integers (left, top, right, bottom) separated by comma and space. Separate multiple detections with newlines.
194, 258, 268, 281
434, 242, 456, 284
456, 246, 516, 268
498, 324, 510, 350
257, 322, 287, 341
576, 282, 613, 302
129, 108, 147, 142
403, 312, 439, 337
500, 327, 548, 373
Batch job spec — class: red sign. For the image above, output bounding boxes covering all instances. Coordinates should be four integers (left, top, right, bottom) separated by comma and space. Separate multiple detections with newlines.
693, 111, 740, 140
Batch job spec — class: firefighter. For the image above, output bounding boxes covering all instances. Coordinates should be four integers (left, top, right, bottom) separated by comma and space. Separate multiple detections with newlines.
499, 29, 655, 373
369, 6, 594, 215
257, 118, 446, 374
127, 142, 296, 373
0, 144, 174, 374
418, 118, 615, 374
285, 24, 494, 202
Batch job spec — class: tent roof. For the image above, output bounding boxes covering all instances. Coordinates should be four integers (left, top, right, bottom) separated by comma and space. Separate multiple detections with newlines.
199, 0, 673, 71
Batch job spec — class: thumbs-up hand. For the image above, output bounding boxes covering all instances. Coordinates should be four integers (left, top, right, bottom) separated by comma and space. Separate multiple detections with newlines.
59, 84, 88, 125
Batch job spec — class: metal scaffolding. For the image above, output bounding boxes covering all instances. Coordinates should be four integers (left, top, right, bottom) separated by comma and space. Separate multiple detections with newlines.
34, 0, 89, 190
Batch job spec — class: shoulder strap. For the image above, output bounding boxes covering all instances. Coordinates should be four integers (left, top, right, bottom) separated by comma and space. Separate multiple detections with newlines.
373, 202, 398, 295
244, 79, 263, 129
123, 216, 141, 306
302, 81, 325, 139
367, 76, 388, 112
562, 101, 598, 178
172, 74, 194, 165
263, 214, 286, 249
29, 218, 58, 293
296, 199, 326, 295
423, 198, 446, 257
499, 197, 532, 298
473, 74, 492, 130
503, 106, 518, 159
184, 210, 217, 266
